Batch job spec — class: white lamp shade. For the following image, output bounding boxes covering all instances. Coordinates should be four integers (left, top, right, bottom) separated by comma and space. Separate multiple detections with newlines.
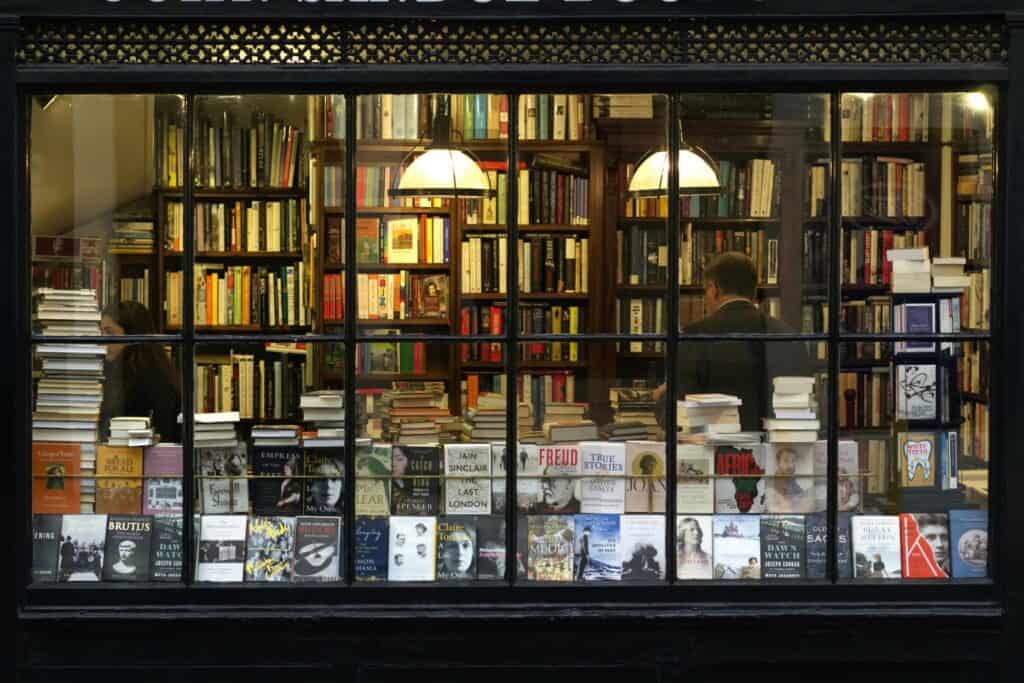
627, 148, 721, 196
394, 148, 490, 197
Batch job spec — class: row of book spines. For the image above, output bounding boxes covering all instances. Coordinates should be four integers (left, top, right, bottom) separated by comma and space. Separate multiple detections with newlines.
956, 202, 991, 261
163, 202, 185, 252
322, 273, 344, 322
155, 113, 185, 189
184, 264, 307, 328
307, 94, 347, 140
194, 199, 306, 253
461, 235, 589, 295
194, 115, 305, 189
356, 272, 448, 321
518, 94, 591, 142
841, 229, 928, 285
460, 306, 504, 363
195, 356, 305, 419
518, 371, 581, 407
681, 228, 770, 287
958, 345, 988, 397
960, 402, 988, 462
463, 375, 508, 410
621, 159, 780, 219
836, 92, 994, 144
324, 166, 447, 209
355, 343, 428, 375
521, 306, 584, 361
31, 264, 103, 292
118, 273, 150, 307
356, 216, 450, 265
461, 167, 589, 227
839, 370, 892, 430
838, 158, 927, 217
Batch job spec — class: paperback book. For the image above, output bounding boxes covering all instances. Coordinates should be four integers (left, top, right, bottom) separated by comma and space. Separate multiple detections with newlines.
527, 514, 574, 582
676, 514, 714, 580
437, 516, 477, 580
579, 441, 626, 514
620, 514, 666, 582
195, 514, 247, 583
712, 515, 761, 580
293, 516, 342, 582
388, 515, 437, 581
852, 515, 902, 579
245, 515, 296, 582
949, 509, 988, 579
102, 514, 154, 582
574, 514, 621, 582
760, 514, 806, 579
354, 516, 389, 582
59, 514, 108, 582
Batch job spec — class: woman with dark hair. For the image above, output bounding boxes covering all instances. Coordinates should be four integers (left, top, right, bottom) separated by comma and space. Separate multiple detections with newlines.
99, 301, 181, 443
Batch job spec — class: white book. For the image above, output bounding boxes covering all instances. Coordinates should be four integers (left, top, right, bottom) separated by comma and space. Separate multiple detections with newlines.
196, 514, 248, 583
676, 514, 713, 580
443, 443, 492, 516
676, 444, 714, 514
388, 516, 437, 582
620, 514, 666, 581
851, 515, 902, 579
579, 441, 626, 514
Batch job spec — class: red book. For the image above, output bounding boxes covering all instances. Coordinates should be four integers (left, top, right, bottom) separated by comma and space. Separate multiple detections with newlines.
413, 342, 425, 374
490, 305, 503, 362
499, 96, 509, 138
899, 94, 910, 142
356, 166, 367, 207
552, 373, 566, 403
326, 99, 334, 139
460, 307, 471, 361
901, 513, 950, 578
480, 307, 492, 362
32, 443, 81, 514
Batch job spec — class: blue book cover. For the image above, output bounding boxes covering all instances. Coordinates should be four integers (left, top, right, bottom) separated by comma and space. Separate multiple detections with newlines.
949, 509, 988, 578
902, 302, 936, 353
354, 516, 388, 582
475, 94, 487, 139
574, 514, 621, 581
538, 95, 550, 140
712, 514, 761, 580
463, 95, 475, 140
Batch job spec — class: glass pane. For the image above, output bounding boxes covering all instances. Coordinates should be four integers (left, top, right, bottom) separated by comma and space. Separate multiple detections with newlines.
674, 340, 829, 581
516, 341, 668, 584
352, 342, 509, 583
676, 93, 831, 334
32, 342, 184, 584
841, 338, 990, 581
193, 341, 344, 584
30, 95, 183, 335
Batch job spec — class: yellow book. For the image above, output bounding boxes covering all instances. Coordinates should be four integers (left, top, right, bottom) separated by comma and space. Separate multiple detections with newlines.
569, 307, 579, 361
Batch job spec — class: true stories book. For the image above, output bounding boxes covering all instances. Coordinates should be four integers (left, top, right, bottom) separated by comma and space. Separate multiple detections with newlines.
760, 514, 806, 579
949, 509, 988, 578
195, 514, 247, 583
620, 514, 666, 582
32, 443, 81, 514
714, 444, 767, 514
676, 444, 714, 514
851, 515, 902, 579
142, 444, 183, 515
293, 516, 342, 582
712, 514, 761, 580
304, 452, 344, 516
59, 514, 108, 582
250, 446, 303, 515
151, 514, 183, 581
354, 516, 389, 582
444, 443, 492, 516
388, 515, 437, 581
32, 514, 63, 583
437, 516, 477, 581
676, 514, 714, 580
900, 512, 950, 578
624, 441, 666, 513
391, 445, 441, 516
102, 514, 154, 582
527, 514, 573, 582
579, 441, 626, 514
573, 514, 621, 582
96, 445, 144, 515
245, 515, 296, 582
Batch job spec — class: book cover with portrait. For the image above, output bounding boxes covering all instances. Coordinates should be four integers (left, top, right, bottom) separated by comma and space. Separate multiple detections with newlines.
250, 447, 303, 515
712, 514, 761, 580
102, 514, 154, 582
437, 517, 477, 581
851, 515, 902, 579
59, 514, 108, 583
573, 514, 621, 582
355, 441, 391, 516
900, 512, 950, 578
714, 444, 766, 514
195, 514, 247, 583
949, 509, 988, 579
303, 452, 344, 516
676, 514, 713, 580
620, 514, 665, 582
32, 443, 81, 515
624, 441, 666, 513
354, 516, 389, 582
388, 515, 437, 582
293, 516, 342, 583
760, 514, 806, 579
244, 515, 296, 583
764, 443, 815, 514
391, 445, 441, 516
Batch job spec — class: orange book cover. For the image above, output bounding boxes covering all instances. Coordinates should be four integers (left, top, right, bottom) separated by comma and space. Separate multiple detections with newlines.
31, 442, 81, 514
95, 445, 144, 515
466, 374, 480, 410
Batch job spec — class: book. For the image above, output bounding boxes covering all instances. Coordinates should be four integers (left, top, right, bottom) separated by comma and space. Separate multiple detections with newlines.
32, 442, 81, 514
250, 447, 303, 515
355, 441, 391, 516
142, 444, 183, 515
900, 512, 950, 578
527, 514, 574, 582
59, 514, 108, 582
303, 452, 345, 516
490, 443, 508, 515
764, 443, 814, 514
676, 514, 714, 579
32, 514, 63, 583
150, 514, 183, 582
102, 515, 154, 582
579, 441, 626, 514
949, 509, 988, 579
443, 444, 492, 516
895, 364, 937, 420
851, 515, 902, 579
714, 444, 767, 514
292, 516, 342, 582
624, 441, 666, 513
196, 514, 248, 583
574, 514, 621, 582
437, 516, 477, 581
388, 515, 437, 581
530, 444, 581, 514
897, 432, 938, 490
196, 445, 250, 514
676, 445, 714, 514
712, 515, 761, 580
620, 514, 666, 582
354, 516, 389, 582
804, 511, 853, 580
245, 515, 296, 582
391, 445, 441, 515
95, 445, 144, 515
476, 516, 507, 580
760, 514, 806, 579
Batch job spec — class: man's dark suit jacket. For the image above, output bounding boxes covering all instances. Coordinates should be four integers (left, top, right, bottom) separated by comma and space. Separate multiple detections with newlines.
661, 300, 811, 431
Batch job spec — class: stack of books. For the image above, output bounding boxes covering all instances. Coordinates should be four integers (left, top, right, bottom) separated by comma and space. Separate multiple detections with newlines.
932, 256, 971, 292
107, 416, 154, 447
677, 394, 742, 442
33, 288, 102, 336
764, 377, 819, 444
608, 387, 661, 440
541, 402, 598, 443
375, 383, 456, 445
889, 246, 931, 293
251, 424, 300, 447
462, 392, 512, 441
300, 390, 344, 447
192, 411, 241, 449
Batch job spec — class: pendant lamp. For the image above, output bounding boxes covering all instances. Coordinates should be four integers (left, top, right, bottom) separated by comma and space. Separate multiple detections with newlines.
627, 111, 721, 196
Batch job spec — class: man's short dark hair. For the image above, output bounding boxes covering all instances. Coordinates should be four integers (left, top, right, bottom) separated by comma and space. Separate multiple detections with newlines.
705, 252, 758, 299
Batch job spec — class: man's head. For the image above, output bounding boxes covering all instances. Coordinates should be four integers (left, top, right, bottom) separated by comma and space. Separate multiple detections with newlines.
775, 447, 798, 476
118, 540, 137, 565
540, 469, 576, 509
916, 513, 950, 573
704, 252, 758, 312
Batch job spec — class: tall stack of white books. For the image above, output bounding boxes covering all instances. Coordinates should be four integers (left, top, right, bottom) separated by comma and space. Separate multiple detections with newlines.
764, 377, 819, 444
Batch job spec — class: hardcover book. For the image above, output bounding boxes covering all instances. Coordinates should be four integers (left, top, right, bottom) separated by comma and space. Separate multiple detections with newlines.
96, 445, 144, 515
676, 514, 714, 580
805, 512, 853, 580
437, 516, 477, 581
579, 441, 626, 514
712, 515, 761, 580
676, 445, 714, 514
620, 514, 666, 582
355, 441, 391, 516
515, 443, 541, 512
574, 514, 621, 582
293, 516, 342, 582
250, 447, 303, 515
475, 516, 507, 580
949, 509, 988, 578
813, 440, 862, 513
764, 443, 815, 514
443, 444, 492, 516
59, 514, 108, 582
195, 514, 247, 583
896, 364, 938, 421
391, 445, 441, 516
527, 514, 574, 582
31, 443, 81, 514
102, 514, 154, 582
491, 443, 507, 515
624, 441, 666, 513
354, 516, 389, 582
142, 444, 183, 515
150, 514, 183, 582
529, 444, 581, 514
388, 515, 437, 582
897, 432, 938, 490
851, 515, 902, 579
760, 514, 806, 579
900, 512, 950, 578
32, 514, 63, 583
197, 445, 250, 514
245, 516, 296, 582
714, 444, 767, 514
303, 452, 344, 516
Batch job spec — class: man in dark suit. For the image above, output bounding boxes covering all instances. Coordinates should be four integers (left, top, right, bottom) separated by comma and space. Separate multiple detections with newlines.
654, 252, 810, 431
